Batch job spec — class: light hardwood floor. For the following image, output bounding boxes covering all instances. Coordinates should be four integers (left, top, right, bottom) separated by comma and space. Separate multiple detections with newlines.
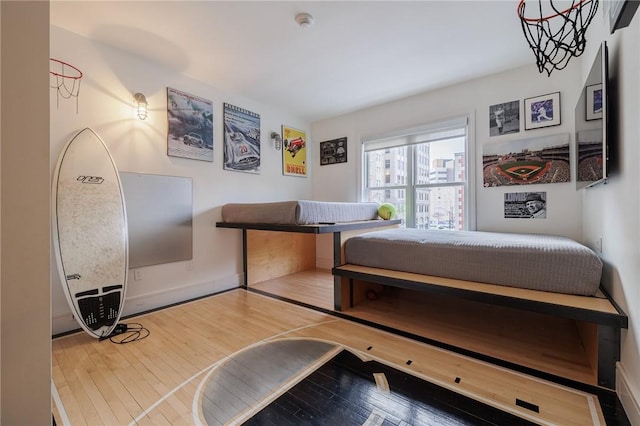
52, 289, 606, 425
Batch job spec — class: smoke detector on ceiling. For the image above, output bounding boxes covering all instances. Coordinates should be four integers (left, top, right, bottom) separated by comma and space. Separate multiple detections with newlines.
295, 13, 314, 28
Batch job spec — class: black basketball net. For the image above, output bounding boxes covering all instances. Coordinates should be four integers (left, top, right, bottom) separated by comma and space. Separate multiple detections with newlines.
518, 0, 599, 76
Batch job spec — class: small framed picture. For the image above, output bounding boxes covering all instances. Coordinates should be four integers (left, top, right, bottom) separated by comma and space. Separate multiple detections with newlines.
320, 137, 347, 165
504, 191, 547, 219
524, 92, 561, 130
586, 84, 603, 121
489, 100, 520, 136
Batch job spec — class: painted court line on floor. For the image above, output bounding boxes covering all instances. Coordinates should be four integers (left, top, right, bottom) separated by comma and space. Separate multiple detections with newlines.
108, 318, 341, 425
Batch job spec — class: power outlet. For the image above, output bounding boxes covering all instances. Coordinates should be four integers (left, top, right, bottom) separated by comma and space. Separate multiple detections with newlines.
186, 261, 193, 271
596, 237, 603, 253
133, 269, 142, 281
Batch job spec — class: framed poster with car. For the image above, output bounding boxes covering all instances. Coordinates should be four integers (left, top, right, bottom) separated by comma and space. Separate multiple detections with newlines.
282, 125, 307, 177
223, 103, 261, 173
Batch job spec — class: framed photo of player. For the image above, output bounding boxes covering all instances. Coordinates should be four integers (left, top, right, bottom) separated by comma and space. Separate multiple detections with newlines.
524, 92, 560, 130
504, 191, 547, 219
586, 84, 603, 121
489, 100, 520, 136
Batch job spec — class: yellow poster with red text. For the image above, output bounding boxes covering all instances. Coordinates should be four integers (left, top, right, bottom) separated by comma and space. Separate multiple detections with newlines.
282, 125, 307, 177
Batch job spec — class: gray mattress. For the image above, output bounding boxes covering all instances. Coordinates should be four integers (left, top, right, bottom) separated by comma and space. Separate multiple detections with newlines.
344, 228, 603, 296
221, 200, 380, 225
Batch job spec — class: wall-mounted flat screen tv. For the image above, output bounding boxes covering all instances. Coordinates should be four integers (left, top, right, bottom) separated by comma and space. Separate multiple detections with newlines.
575, 41, 609, 189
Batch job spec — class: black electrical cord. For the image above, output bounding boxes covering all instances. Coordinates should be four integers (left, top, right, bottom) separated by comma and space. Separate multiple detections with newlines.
107, 322, 150, 344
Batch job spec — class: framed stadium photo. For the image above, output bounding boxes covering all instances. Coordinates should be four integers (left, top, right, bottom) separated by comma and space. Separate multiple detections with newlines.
586, 84, 603, 121
524, 92, 560, 130
482, 133, 570, 187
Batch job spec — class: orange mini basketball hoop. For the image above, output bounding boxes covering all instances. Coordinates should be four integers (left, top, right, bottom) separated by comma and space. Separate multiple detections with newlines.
518, 0, 599, 76
50, 58, 83, 112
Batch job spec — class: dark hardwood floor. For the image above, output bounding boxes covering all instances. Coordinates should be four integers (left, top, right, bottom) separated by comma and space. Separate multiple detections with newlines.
246, 350, 537, 426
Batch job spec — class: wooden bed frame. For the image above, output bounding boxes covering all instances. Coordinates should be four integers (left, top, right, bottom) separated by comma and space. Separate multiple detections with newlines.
333, 263, 628, 390
216, 220, 627, 390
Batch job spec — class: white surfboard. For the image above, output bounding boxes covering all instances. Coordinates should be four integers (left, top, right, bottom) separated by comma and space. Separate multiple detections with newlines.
52, 128, 128, 339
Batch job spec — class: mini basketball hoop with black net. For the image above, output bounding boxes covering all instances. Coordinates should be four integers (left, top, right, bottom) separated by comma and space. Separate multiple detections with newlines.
50, 58, 83, 113
518, 0, 599, 76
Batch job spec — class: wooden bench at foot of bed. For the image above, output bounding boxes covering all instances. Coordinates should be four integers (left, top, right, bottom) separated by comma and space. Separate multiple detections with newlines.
332, 264, 628, 390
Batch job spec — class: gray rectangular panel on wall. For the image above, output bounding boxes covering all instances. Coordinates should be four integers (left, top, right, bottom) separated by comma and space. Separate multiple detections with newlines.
120, 172, 193, 268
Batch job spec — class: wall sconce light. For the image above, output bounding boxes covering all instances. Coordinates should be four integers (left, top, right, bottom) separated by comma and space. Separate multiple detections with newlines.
133, 92, 148, 120
271, 131, 282, 150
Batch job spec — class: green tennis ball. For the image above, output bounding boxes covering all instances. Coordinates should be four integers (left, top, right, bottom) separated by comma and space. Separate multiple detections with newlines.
378, 203, 396, 220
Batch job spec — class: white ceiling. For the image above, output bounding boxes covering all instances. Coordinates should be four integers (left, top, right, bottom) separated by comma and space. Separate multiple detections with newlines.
51, 1, 537, 122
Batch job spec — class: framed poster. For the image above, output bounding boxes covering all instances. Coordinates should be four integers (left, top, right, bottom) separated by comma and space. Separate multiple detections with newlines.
489, 100, 520, 136
524, 92, 560, 130
223, 103, 261, 173
320, 137, 347, 165
586, 84, 603, 121
504, 191, 547, 219
166, 87, 213, 162
282, 125, 307, 177
482, 133, 570, 187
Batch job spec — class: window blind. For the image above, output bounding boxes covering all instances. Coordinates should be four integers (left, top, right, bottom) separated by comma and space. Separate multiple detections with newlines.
362, 116, 467, 152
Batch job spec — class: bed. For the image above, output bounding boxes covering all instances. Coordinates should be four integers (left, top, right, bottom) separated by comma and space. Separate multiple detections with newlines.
343, 228, 603, 296
221, 200, 380, 225
333, 228, 627, 389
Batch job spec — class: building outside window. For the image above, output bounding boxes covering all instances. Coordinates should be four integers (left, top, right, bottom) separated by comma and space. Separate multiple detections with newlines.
362, 117, 470, 229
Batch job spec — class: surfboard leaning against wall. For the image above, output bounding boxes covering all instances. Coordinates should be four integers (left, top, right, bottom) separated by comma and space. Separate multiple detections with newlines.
52, 127, 129, 339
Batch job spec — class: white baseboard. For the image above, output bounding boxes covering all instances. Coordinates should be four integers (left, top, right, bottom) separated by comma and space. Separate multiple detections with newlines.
617, 362, 640, 425
52, 273, 242, 336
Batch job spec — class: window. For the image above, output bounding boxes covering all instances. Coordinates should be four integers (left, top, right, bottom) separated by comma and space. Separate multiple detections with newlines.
362, 117, 471, 230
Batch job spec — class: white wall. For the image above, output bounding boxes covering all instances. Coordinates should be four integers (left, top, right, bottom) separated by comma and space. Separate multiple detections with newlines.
311, 59, 584, 241
50, 27, 312, 334
581, 9, 640, 425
